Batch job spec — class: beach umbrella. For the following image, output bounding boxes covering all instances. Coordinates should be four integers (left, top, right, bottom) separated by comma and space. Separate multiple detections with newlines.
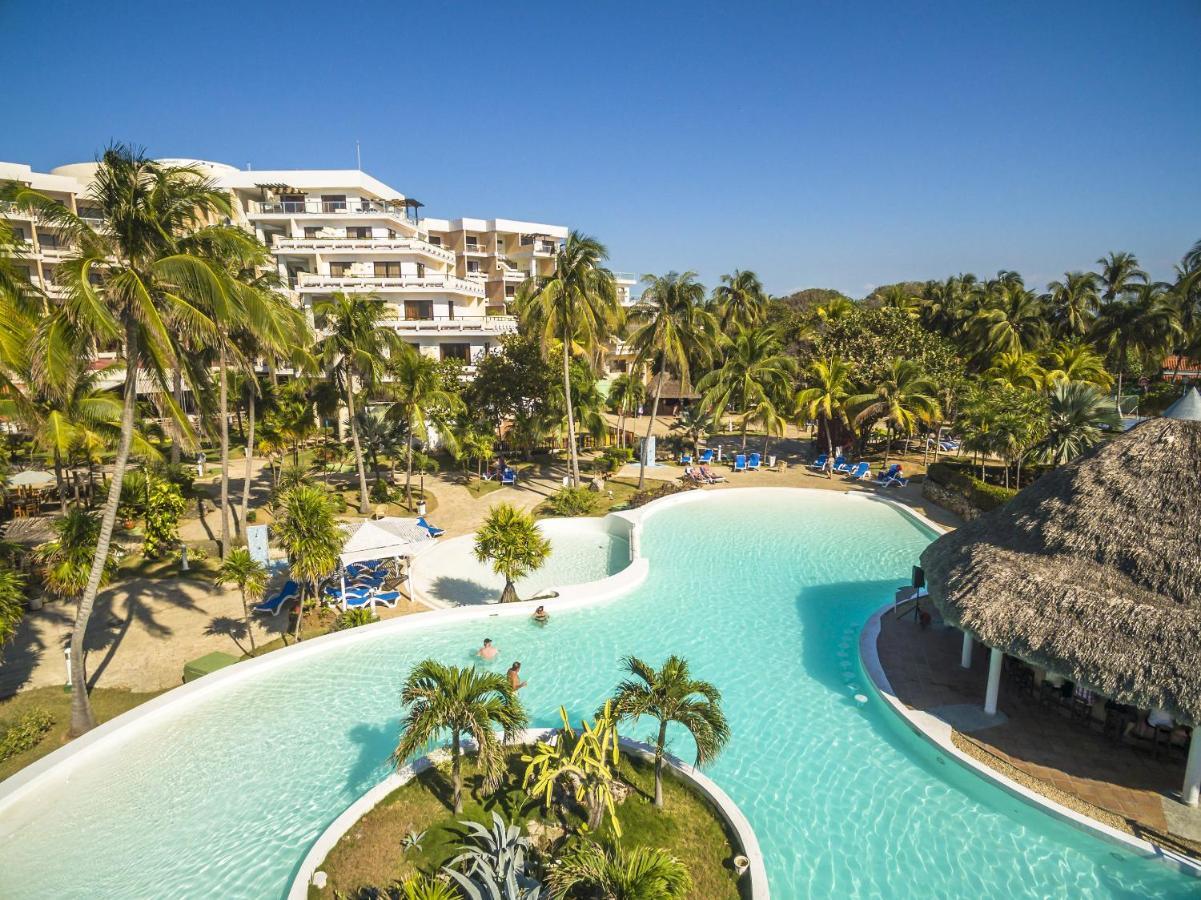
7, 470, 55, 488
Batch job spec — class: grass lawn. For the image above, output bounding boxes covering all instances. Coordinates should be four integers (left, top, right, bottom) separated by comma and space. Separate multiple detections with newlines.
314, 749, 743, 899
535, 476, 675, 518
0, 686, 164, 783
116, 551, 221, 581
465, 478, 503, 500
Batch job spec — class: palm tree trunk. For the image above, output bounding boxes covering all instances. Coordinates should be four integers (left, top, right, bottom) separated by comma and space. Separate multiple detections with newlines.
638, 363, 666, 489
345, 377, 370, 516
241, 589, 256, 655
824, 417, 835, 480
883, 426, 892, 469
218, 343, 231, 558
654, 719, 667, 808
452, 730, 463, 814
500, 578, 517, 604
293, 584, 307, 642
562, 338, 580, 487
239, 386, 256, 537
170, 367, 183, 467
405, 426, 414, 508
68, 326, 139, 737
53, 449, 68, 514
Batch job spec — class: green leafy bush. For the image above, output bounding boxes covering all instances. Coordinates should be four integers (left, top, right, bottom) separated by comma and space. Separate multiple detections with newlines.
594, 446, 633, 474
627, 480, 696, 510
143, 476, 187, 558
369, 479, 393, 504
926, 462, 1016, 512
332, 607, 377, 630
0, 708, 54, 763
544, 486, 598, 517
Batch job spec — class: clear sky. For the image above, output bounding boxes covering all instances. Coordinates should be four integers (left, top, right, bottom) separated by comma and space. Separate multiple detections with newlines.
3, 0, 1199, 297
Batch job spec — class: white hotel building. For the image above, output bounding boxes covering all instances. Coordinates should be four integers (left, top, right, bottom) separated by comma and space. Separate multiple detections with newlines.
1, 159, 635, 369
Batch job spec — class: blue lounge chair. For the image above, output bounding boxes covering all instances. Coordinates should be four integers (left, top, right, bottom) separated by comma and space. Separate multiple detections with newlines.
881, 473, 909, 488
342, 591, 376, 611
844, 461, 871, 480
500, 467, 517, 485
374, 590, 401, 608
699, 448, 715, 464
733, 454, 747, 472
809, 452, 828, 470
833, 456, 853, 473
747, 452, 761, 471
417, 516, 444, 537
680, 452, 692, 465
873, 464, 901, 485
254, 580, 298, 616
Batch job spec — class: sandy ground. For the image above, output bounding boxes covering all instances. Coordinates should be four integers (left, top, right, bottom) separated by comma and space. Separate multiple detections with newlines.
0, 429, 960, 696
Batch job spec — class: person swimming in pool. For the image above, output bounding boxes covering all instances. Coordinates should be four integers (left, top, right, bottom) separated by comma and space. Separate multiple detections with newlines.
532, 605, 549, 626
507, 661, 527, 691
478, 638, 498, 661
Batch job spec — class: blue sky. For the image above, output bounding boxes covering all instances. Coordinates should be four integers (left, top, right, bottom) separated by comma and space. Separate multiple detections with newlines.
3, 1, 1198, 297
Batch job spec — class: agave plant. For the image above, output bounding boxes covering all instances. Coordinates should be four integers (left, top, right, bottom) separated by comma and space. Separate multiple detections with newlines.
401, 829, 427, 853
442, 812, 542, 900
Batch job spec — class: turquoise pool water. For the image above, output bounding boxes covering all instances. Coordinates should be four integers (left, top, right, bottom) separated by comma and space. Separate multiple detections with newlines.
0, 490, 1193, 897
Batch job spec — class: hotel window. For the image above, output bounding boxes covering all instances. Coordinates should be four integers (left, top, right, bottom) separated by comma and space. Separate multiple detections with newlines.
428, 236, 442, 246
347, 226, 371, 240
416, 263, 425, 278
280, 193, 306, 212
11, 227, 25, 242
505, 284, 517, 297
374, 262, 402, 278
304, 226, 321, 238
520, 234, 533, 246
440, 343, 470, 362
495, 238, 504, 251
321, 194, 347, 212
465, 236, 479, 250
329, 262, 353, 277
466, 261, 481, 273
404, 300, 433, 320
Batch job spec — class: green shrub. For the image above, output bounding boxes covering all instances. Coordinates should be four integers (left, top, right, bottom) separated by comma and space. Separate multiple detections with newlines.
0, 708, 54, 763
369, 479, 393, 504
332, 607, 377, 631
143, 476, 187, 558
926, 462, 1016, 511
245, 510, 257, 524
627, 480, 696, 509
544, 486, 599, 517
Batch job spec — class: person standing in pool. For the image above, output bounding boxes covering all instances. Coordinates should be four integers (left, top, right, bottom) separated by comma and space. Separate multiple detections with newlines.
478, 638, 498, 661
532, 605, 550, 626
507, 661, 527, 691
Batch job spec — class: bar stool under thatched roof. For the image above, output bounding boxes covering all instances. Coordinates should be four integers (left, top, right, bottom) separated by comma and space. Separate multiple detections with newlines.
920, 388, 1201, 804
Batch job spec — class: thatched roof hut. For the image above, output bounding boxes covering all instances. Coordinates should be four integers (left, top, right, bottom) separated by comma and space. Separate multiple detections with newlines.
646, 372, 699, 401
921, 388, 1201, 725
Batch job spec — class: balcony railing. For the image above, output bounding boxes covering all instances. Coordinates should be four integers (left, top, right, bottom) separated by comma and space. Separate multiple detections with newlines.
271, 236, 454, 263
252, 199, 419, 223
461, 243, 487, 254
295, 272, 485, 297
377, 315, 517, 334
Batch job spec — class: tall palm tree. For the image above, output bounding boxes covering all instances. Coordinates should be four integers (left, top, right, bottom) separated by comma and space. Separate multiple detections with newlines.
626, 272, 715, 488
549, 841, 691, 900
971, 282, 1047, 359
875, 284, 923, 319
473, 503, 551, 603
983, 350, 1044, 391
1042, 341, 1113, 390
609, 655, 729, 809
6, 146, 230, 735
711, 269, 768, 331
313, 291, 400, 515
1033, 382, 1120, 465
1044, 271, 1101, 339
1096, 251, 1147, 303
517, 232, 621, 487
214, 547, 268, 656
34, 507, 119, 605
795, 355, 856, 478
670, 404, 715, 458
272, 484, 341, 641
607, 371, 644, 449
849, 358, 941, 468
392, 659, 528, 814
0, 567, 26, 664
696, 326, 796, 451
385, 347, 463, 508
1090, 282, 1179, 412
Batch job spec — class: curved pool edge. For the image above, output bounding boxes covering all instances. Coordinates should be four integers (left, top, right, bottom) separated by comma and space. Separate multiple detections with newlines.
858, 602, 1201, 880
288, 729, 770, 900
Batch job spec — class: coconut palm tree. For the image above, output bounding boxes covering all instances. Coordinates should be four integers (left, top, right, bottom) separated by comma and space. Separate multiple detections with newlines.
0, 567, 26, 663
6, 146, 231, 735
516, 232, 621, 487
711, 269, 768, 330
272, 484, 341, 641
983, 351, 1045, 391
849, 358, 941, 468
385, 347, 463, 508
549, 841, 691, 900
875, 284, 923, 319
609, 655, 729, 809
670, 404, 715, 458
696, 326, 796, 451
214, 547, 268, 655
35, 508, 120, 608
392, 659, 528, 814
313, 291, 401, 515
606, 371, 645, 450
1033, 382, 1121, 466
1042, 341, 1113, 390
626, 272, 715, 488
1044, 271, 1101, 339
473, 503, 551, 603
971, 282, 1048, 359
795, 355, 856, 478
1096, 250, 1147, 303
1090, 282, 1180, 412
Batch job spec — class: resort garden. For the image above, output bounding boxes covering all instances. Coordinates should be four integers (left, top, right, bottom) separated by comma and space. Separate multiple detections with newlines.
1, 146, 1201, 897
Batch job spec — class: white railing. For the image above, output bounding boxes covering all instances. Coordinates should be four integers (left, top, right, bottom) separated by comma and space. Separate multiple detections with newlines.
461, 243, 487, 254
295, 272, 485, 297
270, 236, 454, 263
378, 315, 517, 334
252, 199, 418, 220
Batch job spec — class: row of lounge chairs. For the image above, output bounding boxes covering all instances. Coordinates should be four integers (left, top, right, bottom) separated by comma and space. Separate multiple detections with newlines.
682, 465, 726, 484
679, 449, 718, 465
807, 454, 909, 487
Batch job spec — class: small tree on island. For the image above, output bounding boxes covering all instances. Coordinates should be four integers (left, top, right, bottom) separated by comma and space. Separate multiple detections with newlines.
393, 660, 528, 814
214, 547, 268, 656
273, 484, 342, 641
609, 655, 730, 809
473, 503, 551, 603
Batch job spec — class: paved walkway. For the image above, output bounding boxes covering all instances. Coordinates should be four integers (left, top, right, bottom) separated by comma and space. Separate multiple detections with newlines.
877, 605, 1201, 850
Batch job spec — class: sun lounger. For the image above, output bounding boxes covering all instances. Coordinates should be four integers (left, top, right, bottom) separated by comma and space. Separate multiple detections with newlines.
373, 590, 401, 609
254, 580, 298, 616
680, 452, 693, 464
699, 465, 725, 483
873, 464, 901, 485
833, 457, 854, 473
699, 449, 715, 464
809, 452, 828, 470
417, 516, 445, 537
881, 474, 909, 488
844, 461, 871, 480
500, 467, 517, 485
747, 453, 761, 471
733, 454, 747, 472
342, 591, 376, 611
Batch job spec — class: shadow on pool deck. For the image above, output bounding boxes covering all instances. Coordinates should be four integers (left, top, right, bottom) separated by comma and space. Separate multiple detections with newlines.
424, 576, 499, 606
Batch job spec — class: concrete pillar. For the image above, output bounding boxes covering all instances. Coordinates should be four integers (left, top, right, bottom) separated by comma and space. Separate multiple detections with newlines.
1184, 730, 1201, 807
960, 631, 973, 669
984, 647, 1003, 716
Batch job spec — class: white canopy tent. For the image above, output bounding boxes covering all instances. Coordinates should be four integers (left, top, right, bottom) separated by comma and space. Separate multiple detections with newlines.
335, 517, 436, 606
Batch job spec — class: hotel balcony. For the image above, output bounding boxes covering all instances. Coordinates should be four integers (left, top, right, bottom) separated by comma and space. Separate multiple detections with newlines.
250, 199, 420, 225
378, 315, 518, 336
294, 271, 485, 297
270, 235, 454, 264
461, 244, 488, 256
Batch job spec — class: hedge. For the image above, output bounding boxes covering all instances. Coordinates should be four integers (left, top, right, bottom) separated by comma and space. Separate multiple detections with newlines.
926, 462, 1017, 512
0, 708, 54, 763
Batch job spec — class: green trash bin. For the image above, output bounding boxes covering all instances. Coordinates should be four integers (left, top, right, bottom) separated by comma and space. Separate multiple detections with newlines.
183, 651, 240, 684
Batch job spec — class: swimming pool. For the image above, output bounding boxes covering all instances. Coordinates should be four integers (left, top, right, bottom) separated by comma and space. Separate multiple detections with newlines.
0, 490, 1193, 897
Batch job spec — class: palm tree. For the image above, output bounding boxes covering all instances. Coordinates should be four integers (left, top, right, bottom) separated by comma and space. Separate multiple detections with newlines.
1044, 271, 1101, 339
392, 659, 528, 814
455, 422, 495, 481
473, 503, 551, 603
711, 269, 768, 330
1090, 282, 1179, 412
385, 347, 462, 508
874, 284, 923, 319
6, 147, 231, 735
214, 547, 268, 656
313, 291, 400, 515
1034, 382, 1120, 465
626, 272, 715, 488
1042, 341, 1113, 390
670, 405, 715, 459
983, 351, 1045, 391
0, 567, 26, 663
272, 484, 341, 641
795, 355, 856, 478
517, 232, 621, 487
1096, 251, 1147, 303
848, 358, 940, 468
696, 326, 796, 451
606, 372, 644, 449
972, 282, 1048, 359
35, 507, 120, 606
609, 655, 729, 809
549, 841, 691, 900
